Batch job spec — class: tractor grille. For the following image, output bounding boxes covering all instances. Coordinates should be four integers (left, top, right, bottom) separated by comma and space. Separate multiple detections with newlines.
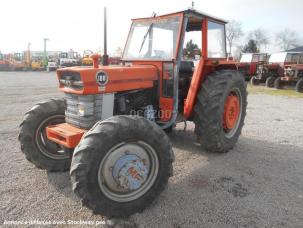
65, 93, 103, 129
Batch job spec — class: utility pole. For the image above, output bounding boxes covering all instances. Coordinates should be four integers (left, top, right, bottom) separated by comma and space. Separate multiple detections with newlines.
26, 42, 31, 68
43, 38, 49, 68
102, 7, 109, 66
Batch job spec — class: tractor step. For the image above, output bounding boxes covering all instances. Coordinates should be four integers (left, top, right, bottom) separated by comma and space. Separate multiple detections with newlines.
46, 123, 86, 148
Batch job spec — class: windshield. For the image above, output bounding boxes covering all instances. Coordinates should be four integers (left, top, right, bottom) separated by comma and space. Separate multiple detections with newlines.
269, 52, 287, 63
0, 53, 3, 60
14, 53, 23, 61
240, 54, 253, 63
60, 53, 68, 58
123, 16, 181, 60
285, 53, 301, 63
83, 50, 93, 56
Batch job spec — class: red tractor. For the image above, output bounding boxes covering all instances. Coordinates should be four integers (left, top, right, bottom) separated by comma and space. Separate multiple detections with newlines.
256, 52, 303, 88
19, 9, 247, 217
278, 61, 303, 92
237, 53, 268, 83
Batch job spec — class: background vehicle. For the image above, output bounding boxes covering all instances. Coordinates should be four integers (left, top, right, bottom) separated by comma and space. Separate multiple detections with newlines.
259, 52, 303, 88
30, 55, 44, 71
19, 9, 247, 217
47, 54, 59, 71
9, 53, 29, 71
58, 50, 81, 68
82, 50, 93, 66
0, 52, 10, 71
237, 53, 268, 82
278, 55, 303, 92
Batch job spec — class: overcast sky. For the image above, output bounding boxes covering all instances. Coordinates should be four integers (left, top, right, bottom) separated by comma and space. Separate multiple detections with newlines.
0, 0, 302, 54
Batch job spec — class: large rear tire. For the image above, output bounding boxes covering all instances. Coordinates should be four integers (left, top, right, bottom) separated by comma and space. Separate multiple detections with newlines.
296, 79, 303, 93
70, 115, 174, 217
193, 70, 247, 153
18, 99, 71, 171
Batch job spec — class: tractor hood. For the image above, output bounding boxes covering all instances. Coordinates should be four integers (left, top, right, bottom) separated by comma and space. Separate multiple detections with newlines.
57, 65, 158, 95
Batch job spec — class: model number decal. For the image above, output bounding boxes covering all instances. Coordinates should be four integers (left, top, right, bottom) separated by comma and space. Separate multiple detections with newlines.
96, 71, 108, 86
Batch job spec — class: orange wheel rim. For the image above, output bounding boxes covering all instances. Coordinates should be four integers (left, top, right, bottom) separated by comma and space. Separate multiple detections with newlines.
223, 94, 240, 130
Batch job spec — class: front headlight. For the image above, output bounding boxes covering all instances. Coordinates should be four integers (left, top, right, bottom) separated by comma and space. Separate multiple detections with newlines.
284, 68, 294, 76
78, 102, 94, 116
59, 71, 83, 89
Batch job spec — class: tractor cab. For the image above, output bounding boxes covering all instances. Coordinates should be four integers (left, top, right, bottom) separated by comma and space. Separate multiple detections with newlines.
30, 53, 44, 71
238, 53, 268, 81
9, 53, 28, 70
0, 53, 10, 71
277, 52, 303, 91
13, 53, 24, 62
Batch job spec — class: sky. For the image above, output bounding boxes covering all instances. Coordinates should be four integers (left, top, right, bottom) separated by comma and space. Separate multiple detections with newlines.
0, 0, 302, 55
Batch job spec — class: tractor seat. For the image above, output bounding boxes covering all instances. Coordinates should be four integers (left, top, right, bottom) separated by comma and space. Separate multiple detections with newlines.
179, 61, 194, 74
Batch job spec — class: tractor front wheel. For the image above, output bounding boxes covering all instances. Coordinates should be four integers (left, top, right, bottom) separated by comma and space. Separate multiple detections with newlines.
296, 79, 303, 93
18, 99, 71, 171
193, 70, 247, 153
266, 76, 275, 88
70, 116, 174, 217
250, 76, 259, 86
274, 77, 283, 89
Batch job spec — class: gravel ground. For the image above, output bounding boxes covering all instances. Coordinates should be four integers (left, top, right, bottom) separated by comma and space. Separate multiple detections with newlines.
0, 72, 303, 228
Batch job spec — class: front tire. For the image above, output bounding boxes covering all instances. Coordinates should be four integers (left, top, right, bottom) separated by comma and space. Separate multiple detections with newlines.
70, 116, 174, 217
274, 77, 283, 89
193, 70, 247, 153
18, 99, 71, 171
296, 79, 303, 93
266, 76, 275, 88
250, 76, 259, 85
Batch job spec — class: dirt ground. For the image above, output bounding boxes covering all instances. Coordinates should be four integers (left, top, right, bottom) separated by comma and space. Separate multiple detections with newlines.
0, 72, 303, 228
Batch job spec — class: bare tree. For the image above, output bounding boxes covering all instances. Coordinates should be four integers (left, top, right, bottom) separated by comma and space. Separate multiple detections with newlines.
248, 29, 269, 51
275, 29, 300, 50
226, 21, 243, 56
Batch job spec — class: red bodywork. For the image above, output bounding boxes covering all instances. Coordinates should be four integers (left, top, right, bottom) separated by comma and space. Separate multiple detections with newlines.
282, 64, 303, 81
46, 10, 237, 149
237, 62, 257, 76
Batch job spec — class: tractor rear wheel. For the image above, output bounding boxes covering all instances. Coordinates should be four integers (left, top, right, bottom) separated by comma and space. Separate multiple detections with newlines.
193, 70, 247, 153
70, 115, 174, 217
250, 76, 259, 85
296, 79, 303, 93
18, 99, 71, 171
274, 77, 283, 89
266, 76, 275, 88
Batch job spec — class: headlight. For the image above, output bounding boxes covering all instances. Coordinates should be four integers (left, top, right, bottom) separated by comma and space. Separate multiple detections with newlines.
78, 102, 94, 116
59, 71, 83, 89
284, 68, 294, 76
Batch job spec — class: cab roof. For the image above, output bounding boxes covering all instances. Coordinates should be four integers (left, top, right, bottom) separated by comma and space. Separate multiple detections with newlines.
132, 9, 227, 24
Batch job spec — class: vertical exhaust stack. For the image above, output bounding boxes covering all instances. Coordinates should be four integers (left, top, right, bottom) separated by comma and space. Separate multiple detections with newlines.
102, 7, 109, 66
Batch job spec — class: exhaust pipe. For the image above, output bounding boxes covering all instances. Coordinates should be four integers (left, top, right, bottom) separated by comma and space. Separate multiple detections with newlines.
102, 7, 109, 66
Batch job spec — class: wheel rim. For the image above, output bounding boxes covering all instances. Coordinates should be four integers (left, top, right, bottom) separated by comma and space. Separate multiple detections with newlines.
35, 115, 69, 160
98, 141, 159, 202
223, 88, 242, 138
